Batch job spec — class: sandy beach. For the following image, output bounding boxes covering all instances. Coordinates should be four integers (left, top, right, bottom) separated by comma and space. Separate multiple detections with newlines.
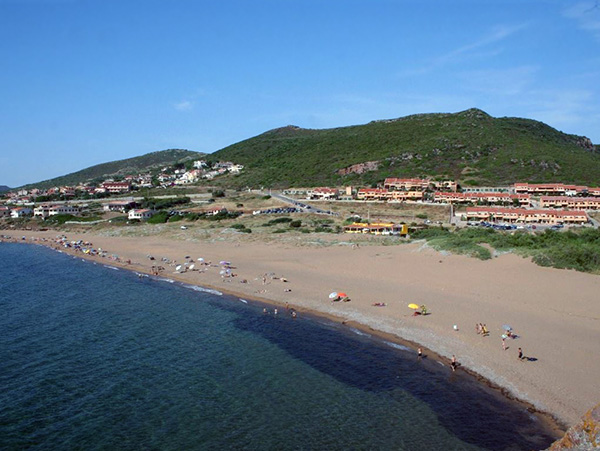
3, 227, 599, 428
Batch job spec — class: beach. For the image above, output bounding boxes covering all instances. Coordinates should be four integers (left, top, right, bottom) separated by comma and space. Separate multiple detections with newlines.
3, 227, 599, 428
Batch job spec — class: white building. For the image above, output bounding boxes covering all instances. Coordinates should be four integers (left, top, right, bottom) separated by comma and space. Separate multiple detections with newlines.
11, 207, 33, 218
49, 205, 79, 216
128, 209, 156, 220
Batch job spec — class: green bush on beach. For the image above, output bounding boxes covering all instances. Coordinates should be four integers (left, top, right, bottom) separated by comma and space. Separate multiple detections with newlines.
412, 226, 600, 273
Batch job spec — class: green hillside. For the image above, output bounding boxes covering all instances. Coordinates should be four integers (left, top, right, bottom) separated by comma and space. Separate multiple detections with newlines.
211, 109, 600, 188
25, 149, 204, 189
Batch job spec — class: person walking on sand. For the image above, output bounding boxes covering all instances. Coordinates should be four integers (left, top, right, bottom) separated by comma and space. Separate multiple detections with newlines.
518, 347, 524, 360
417, 348, 423, 360
502, 337, 507, 351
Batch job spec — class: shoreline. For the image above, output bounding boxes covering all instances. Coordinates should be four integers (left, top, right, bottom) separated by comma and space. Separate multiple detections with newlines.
3, 228, 598, 433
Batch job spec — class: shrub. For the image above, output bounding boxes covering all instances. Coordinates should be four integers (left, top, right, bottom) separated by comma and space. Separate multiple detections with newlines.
212, 190, 226, 198
290, 220, 302, 228
267, 217, 293, 225
231, 223, 246, 229
416, 213, 428, 219
147, 211, 169, 224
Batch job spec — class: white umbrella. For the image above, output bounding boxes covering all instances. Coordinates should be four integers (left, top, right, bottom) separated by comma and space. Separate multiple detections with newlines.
189, 264, 195, 270
197, 258, 204, 262
175, 265, 182, 271
328, 292, 339, 300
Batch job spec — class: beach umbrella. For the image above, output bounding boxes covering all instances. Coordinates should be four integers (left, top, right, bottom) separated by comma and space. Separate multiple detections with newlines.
328, 292, 339, 300
408, 303, 420, 310
189, 264, 195, 270
338, 292, 348, 299
502, 324, 512, 331
175, 265, 182, 271
197, 258, 204, 262
220, 261, 231, 266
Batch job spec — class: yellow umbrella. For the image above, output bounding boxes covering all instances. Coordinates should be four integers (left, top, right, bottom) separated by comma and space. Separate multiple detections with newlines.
408, 303, 420, 310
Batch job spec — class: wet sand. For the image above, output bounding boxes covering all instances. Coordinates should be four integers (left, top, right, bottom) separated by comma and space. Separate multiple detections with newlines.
3, 229, 599, 428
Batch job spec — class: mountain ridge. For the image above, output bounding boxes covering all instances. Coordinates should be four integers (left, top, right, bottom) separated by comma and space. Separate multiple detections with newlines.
21, 149, 204, 190
210, 108, 599, 188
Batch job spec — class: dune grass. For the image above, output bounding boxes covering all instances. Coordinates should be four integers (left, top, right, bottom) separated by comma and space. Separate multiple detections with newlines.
412, 226, 600, 273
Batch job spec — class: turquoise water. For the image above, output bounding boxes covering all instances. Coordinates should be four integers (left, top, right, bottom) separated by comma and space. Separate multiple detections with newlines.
0, 243, 558, 450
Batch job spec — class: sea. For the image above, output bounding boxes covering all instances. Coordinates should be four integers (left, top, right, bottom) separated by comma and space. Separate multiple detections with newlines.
0, 242, 560, 450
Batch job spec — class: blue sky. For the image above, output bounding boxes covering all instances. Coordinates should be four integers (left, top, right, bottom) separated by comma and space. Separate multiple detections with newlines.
1, 0, 599, 187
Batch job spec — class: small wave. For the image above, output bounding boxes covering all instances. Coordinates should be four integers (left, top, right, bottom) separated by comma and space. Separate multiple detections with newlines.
184, 285, 223, 296
349, 328, 371, 338
103, 265, 119, 270
383, 341, 410, 352
157, 278, 175, 283
239, 299, 248, 304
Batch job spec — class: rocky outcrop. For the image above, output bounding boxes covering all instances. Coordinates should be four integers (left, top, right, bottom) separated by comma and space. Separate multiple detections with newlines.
547, 403, 600, 450
337, 161, 380, 175
574, 136, 595, 152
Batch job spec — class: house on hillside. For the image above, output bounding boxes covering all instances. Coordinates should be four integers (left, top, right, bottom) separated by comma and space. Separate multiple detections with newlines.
128, 209, 156, 220
10, 207, 33, 218
103, 200, 137, 212
101, 182, 131, 194
307, 187, 339, 200
0, 206, 11, 217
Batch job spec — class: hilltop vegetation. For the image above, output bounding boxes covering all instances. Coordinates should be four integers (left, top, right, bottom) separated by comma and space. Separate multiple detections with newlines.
212, 108, 600, 188
23, 149, 204, 190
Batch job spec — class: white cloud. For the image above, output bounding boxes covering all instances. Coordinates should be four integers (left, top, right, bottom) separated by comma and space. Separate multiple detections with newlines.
563, 1, 600, 40
458, 65, 539, 96
399, 24, 527, 77
174, 100, 194, 111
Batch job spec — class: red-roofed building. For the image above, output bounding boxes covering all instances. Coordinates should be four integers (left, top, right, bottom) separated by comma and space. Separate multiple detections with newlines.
513, 183, 588, 196
540, 197, 600, 210
434, 192, 530, 206
465, 207, 588, 225
102, 182, 131, 194
383, 178, 430, 191
356, 188, 393, 201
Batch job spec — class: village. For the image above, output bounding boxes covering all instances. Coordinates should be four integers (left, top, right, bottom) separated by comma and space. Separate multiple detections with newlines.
1, 160, 600, 237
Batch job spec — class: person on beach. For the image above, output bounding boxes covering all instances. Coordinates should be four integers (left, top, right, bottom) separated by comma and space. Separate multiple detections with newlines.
502, 337, 507, 351
450, 355, 458, 372
417, 348, 422, 360
518, 347, 524, 360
